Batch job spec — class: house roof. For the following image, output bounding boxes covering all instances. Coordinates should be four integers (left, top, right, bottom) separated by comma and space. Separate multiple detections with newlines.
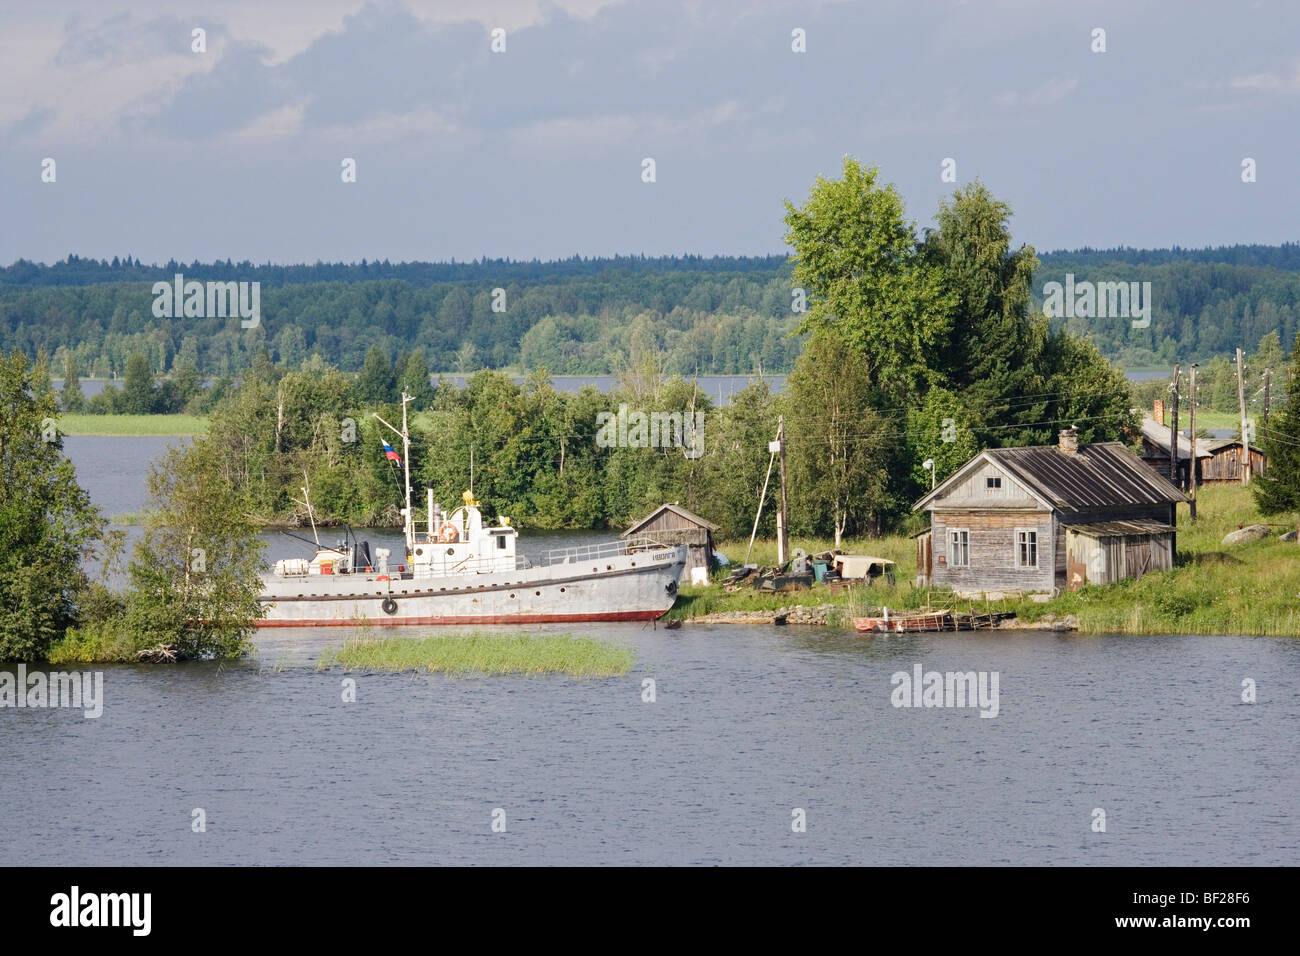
1139, 416, 1212, 459
915, 441, 1189, 512
1065, 519, 1176, 537
623, 502, 720, 536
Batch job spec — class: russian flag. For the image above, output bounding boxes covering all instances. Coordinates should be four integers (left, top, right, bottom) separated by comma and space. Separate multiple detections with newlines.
382, 440, 402, 465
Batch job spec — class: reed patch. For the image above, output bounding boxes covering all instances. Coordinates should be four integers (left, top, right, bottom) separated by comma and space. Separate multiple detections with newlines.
316, 632, 635, 678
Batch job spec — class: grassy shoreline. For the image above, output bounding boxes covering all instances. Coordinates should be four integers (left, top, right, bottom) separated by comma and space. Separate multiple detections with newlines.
684, 485, 1300, 636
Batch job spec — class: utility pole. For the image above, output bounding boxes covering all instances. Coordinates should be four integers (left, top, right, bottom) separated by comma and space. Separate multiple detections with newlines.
1263, 368, 1272, 425
1188, 365, 1197, 521
776, 415, 789, 568
1169, 363, 1180, 486
1236, 348, 1250, 485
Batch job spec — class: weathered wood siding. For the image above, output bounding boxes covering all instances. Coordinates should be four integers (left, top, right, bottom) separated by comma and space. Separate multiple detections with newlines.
935, 461, 1039, 508
1066, 530, 1173, 589
930, 509, 1055, 594
1201, 446, 1267, 483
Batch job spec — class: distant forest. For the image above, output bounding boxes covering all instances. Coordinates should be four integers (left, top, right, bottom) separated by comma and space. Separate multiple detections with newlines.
2, 244, 1299, 378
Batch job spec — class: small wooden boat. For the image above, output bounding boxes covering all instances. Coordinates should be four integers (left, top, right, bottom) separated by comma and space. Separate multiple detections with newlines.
853, 608, 1017, 633
854, 608, 951, 633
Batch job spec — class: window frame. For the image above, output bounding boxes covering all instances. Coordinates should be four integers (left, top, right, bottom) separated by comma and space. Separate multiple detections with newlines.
1015, 527, 1039, 569
948, 528, 970, 568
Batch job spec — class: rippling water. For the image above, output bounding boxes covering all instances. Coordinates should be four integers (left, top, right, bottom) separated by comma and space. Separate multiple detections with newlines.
3, 627, 1296, 865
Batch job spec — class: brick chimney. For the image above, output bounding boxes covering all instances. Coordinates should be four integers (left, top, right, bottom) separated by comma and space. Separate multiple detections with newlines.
1058, 426, 1079, 456
1153, 399, 1164, 425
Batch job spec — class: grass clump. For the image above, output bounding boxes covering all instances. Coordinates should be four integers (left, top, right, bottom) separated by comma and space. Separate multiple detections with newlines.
316, 632, 636, 678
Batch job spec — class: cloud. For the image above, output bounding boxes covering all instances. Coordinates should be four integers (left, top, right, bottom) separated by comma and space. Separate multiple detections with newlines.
995, 75, 1079, 109
1229, 60, 1300, 93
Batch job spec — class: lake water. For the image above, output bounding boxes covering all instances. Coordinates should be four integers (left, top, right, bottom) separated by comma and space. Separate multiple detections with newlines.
56, 366, 1160, 405
5, 438, 1291, 865
2, 628, 1295, 866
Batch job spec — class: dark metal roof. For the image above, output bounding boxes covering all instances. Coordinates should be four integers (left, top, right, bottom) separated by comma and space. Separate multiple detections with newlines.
986, 442, 1188, 510
1065, 519, 1176, 537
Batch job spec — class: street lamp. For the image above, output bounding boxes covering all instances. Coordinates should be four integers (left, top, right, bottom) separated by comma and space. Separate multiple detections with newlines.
922, 458, 935, 491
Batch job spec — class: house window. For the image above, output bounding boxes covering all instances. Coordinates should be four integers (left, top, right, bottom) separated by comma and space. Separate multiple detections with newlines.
986, 476, 1002, 492
948, 529, 970, 567
1016, 529, 1038, 568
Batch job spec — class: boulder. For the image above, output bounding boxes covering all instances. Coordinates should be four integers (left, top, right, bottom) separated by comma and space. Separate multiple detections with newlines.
1222, 524, 1272, 546
1279, 530, 1298, 542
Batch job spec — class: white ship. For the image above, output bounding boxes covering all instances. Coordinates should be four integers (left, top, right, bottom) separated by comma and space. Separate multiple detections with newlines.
256, 392, 688, 627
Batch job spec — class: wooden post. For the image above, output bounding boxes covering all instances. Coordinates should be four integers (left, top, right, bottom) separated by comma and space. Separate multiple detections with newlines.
1188, 364, 1197, 521
1169, 363, 1180, 486
1236, 348, 1250, 484
776, 415, 789, 568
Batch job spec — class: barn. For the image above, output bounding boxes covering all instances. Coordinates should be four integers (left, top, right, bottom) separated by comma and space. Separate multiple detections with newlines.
623, 503, 718, 583
914, 428, 1188, 598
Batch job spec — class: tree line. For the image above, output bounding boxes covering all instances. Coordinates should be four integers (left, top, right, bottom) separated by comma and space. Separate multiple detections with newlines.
7, 244, 1300, 381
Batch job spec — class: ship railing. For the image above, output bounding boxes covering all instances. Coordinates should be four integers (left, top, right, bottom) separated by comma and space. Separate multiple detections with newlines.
533, 535, 676, 567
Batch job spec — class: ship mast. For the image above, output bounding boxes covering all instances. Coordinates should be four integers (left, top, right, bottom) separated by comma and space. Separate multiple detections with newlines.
372, 390, 415, 553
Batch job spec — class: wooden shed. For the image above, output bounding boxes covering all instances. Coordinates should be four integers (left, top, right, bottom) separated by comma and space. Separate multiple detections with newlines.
1140, 408, 1266, 486
624, 503, 718, 581
913, 428, 1187, 598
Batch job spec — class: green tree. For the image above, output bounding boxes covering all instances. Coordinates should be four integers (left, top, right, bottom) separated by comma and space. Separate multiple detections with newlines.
399, 348, 435, 410
354, 345, 397, 406
60, 351, 86, 413
126, 436, 266, 659
783, 331, 890, 543
783, 156, 953, 401
121, 351, 156, 414
921, 181, 1043, 441
0, 351, 104, 660
1254, 331, 1300, 515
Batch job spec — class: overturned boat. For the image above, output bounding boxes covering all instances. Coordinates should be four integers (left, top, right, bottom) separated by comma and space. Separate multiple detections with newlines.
257, 392, 687, 627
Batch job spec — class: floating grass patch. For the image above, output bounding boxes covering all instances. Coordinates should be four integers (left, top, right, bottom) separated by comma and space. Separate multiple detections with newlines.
316, 632, 635, 678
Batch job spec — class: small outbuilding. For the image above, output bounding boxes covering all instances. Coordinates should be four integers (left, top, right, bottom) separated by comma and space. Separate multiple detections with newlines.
1140, 404, 1266, 487
624, 503, 719, 582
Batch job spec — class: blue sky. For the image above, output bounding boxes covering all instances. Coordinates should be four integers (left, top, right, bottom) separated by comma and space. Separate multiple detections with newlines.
2, 0, 1297, 264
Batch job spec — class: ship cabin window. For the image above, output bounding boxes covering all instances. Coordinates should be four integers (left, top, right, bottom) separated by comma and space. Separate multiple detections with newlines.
496, 535, 507, 550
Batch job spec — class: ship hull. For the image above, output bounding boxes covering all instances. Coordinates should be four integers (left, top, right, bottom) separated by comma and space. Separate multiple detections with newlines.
256, 546, 687, 627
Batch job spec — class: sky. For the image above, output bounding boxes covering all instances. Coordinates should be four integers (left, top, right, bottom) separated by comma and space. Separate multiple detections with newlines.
1, 0, 1298, 265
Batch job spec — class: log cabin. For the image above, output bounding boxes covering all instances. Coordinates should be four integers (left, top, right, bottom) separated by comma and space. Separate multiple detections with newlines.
914, 428, 1188, 598
623, 503, 718, 583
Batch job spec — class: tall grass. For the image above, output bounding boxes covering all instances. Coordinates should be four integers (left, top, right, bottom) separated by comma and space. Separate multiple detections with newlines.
317, 632, 636, 677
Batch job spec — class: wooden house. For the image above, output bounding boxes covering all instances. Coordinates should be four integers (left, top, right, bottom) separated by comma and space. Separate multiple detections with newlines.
624, 503, 719, 582
1140, 406, 1266, 486
1197, 436, 1267, 484
914, 428, 1188, 598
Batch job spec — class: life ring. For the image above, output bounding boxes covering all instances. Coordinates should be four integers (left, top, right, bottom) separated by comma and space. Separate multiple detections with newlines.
376, 574, 390, 582
439, 522, 460, 543
381, 597, 398, 615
